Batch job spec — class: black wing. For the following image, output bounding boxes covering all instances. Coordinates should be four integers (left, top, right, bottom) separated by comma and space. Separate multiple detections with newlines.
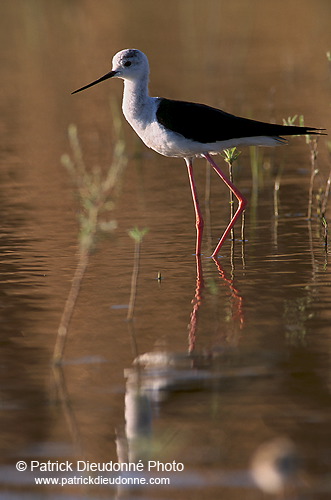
156, 98, 323, 143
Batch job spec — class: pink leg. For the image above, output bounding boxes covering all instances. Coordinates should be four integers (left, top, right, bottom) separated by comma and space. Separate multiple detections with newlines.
203, 153, 247, 257
185, 157, 204, 255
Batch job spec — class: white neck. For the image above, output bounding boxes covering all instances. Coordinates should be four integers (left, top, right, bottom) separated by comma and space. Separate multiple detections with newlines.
122, 76, 150, 123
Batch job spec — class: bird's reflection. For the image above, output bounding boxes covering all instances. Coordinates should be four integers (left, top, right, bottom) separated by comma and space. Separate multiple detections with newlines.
188, 255, 244, 351
213, 256, 245, 332
187, 254, 204, 353
118, 254, 245, 463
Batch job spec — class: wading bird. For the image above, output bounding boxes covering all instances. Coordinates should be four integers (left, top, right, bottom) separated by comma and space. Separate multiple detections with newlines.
72, 49, 324, 257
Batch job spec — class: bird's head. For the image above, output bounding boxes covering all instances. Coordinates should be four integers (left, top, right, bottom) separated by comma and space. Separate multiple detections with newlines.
72, 49, 149, 94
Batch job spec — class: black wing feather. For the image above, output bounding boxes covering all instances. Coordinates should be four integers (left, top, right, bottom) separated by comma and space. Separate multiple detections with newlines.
156, 98, 323, 143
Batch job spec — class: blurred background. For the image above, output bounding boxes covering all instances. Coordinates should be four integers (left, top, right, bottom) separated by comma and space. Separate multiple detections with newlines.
1, 1, 331, 498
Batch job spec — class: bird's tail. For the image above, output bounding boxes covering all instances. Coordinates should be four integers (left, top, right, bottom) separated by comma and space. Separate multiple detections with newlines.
280, 125, 326, 137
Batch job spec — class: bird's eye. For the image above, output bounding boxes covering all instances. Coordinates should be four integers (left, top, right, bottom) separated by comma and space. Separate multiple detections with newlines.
124, 61, 132, 67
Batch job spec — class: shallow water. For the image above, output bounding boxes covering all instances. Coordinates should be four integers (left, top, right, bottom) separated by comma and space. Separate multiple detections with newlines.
1, 1, 331, 499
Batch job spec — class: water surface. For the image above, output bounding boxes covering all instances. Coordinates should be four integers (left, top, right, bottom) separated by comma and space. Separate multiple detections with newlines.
1, 1, 331, 499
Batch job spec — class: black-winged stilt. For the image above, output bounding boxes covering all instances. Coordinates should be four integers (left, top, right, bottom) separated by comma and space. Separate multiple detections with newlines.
72, 49, 324, 257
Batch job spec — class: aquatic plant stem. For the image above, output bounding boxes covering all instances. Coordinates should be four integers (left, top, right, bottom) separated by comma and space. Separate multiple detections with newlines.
52, 121, 127, 364
204, 160, 213, 253
321, 168, 331, 217
127, 227, 148, 322
127, 241, 141, 322
228, 159, 234, 238
274, 174, 281, 217
321, 216, 328, 252
241, 209, 246, 266
221, 148, 242, 242
308, 139, 318, 220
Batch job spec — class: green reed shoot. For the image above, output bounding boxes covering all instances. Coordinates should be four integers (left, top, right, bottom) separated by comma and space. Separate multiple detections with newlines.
127, 227, 149, 322
221, 147, 242, 241
53, 119, 127, 364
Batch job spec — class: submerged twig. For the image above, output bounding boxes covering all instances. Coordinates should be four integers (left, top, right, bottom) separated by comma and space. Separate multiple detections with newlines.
53, 250, 90, 363
51, 364, 81, 445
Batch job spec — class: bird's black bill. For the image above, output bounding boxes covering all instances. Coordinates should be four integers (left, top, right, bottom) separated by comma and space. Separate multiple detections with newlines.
72, 70, 117, 94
